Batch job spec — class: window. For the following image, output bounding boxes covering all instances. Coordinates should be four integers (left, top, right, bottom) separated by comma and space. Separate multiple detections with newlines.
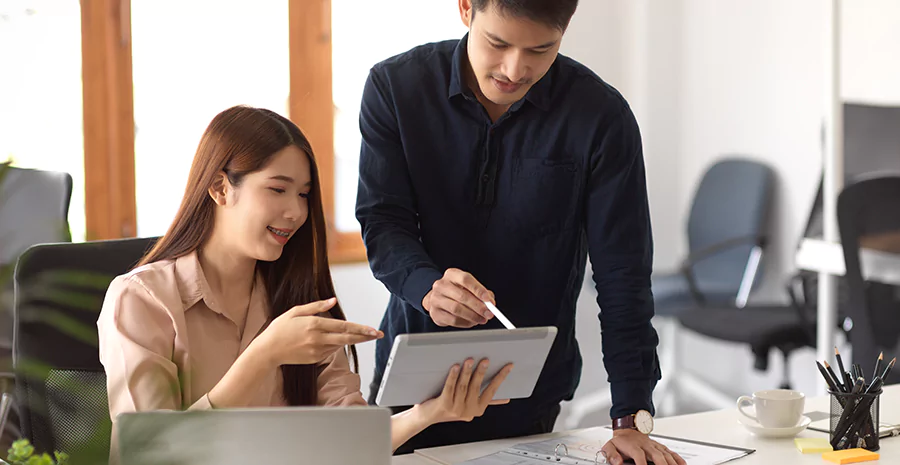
131, 0, 290, 237
0, 0, 86, 240
4, 0, 465, 255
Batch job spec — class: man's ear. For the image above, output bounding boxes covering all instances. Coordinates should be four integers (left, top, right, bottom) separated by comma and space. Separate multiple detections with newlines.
459, 0, 473, 28
208, 171, 229, 206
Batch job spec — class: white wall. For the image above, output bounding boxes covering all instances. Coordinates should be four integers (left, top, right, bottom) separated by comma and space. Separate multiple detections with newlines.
561, 0, 685, 270
842, 0, 900, 105
607, 0, 900, 411
331, 263, 390, 399
676, 0, 826, 301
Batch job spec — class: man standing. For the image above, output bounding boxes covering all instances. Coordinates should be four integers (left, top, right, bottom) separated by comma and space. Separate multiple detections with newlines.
357, 1, 683, 464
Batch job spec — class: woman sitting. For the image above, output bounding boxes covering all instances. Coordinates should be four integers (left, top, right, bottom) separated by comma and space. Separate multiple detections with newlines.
98, 105, 511, 457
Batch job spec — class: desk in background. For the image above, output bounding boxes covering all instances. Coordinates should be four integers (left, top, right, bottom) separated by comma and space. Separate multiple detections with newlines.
796, 232, 900, 381
796, 237, 900, 286
394, 384, 900, 464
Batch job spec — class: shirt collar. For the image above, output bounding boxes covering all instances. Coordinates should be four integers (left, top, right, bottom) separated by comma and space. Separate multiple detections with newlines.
524, 59, 554, 111
448, 34, 472, 100
447, 33, 555, 112
175, 250, 267, 331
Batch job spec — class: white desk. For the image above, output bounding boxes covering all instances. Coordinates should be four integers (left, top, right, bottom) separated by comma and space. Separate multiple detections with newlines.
795, 238, 900, 286
393, 385, 900, 464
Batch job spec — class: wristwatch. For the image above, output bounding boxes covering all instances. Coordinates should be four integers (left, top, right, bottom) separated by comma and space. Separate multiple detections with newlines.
612, 410, 654, 434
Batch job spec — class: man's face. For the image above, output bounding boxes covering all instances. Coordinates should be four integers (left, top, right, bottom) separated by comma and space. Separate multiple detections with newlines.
460, 1, 564, 108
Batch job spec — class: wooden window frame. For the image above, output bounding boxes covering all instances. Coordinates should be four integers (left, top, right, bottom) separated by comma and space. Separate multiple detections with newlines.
81, 0, 137, 241
288, 0, 366, 264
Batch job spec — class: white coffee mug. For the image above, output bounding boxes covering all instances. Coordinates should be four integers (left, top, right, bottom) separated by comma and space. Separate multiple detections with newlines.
737, 389, 805, 428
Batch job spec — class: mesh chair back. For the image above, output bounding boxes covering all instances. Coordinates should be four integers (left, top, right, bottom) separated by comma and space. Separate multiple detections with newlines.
13, 237, 159, 458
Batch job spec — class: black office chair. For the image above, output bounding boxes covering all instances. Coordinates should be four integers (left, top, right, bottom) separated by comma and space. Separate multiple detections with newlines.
837, 176, 900, 385
0, 164, 73, 447
677, 178, 856, 392
13, 237, 158, 460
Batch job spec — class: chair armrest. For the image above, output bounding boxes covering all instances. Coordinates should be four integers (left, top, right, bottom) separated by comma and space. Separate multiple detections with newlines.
679, 234, 767, 307
786, 273, 814, 322
681, 234, 767, 271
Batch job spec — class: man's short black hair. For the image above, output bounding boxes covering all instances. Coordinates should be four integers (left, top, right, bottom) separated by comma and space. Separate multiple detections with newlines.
471, 0, 579, 31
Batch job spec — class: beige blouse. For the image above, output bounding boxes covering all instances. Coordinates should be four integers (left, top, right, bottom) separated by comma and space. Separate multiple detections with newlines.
97, 251, 365, 449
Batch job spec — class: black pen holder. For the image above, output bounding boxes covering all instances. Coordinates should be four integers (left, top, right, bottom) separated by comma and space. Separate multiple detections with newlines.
829, 389, 881, 451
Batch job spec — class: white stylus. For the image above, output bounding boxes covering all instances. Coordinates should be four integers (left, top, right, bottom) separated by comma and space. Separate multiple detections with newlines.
484, 301, 516, 329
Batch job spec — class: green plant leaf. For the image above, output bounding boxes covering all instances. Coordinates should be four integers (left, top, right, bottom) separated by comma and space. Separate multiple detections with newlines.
8, 438, 35, 464
25, 453, 53, 465
30, 308, 98, 346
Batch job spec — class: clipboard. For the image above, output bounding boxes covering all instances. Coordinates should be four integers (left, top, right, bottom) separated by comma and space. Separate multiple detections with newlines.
418, 427, 755, 465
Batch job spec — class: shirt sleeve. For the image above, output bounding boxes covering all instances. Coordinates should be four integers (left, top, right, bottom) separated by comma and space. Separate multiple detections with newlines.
355, 67, 443, 314
585, 103, 661, 419
316, 349, 367, 407
98, 275, 210, 419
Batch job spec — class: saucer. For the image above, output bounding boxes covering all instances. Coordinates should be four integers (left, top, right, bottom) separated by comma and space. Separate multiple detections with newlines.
738, 415, 811, 438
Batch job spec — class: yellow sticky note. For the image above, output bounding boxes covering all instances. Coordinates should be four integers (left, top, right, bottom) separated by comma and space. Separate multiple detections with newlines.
794, 438, 832, 454
821, 448, 880, 464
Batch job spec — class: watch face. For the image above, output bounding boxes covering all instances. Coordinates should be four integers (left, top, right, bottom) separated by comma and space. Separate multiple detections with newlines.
635, 410, 654, 434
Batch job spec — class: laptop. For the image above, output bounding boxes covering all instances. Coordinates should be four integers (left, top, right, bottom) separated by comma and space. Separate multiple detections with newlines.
116, 407, 391, 465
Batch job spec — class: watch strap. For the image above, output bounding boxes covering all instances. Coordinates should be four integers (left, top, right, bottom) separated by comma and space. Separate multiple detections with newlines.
612, 415, 636, 430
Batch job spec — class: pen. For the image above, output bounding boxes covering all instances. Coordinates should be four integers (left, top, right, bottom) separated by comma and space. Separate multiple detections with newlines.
851, 376, 865, 394
835, 347, 853, 392
484, 301, 516, 330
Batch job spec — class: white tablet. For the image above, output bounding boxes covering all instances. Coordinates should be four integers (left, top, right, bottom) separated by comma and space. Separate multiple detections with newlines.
375, 326, 558, 407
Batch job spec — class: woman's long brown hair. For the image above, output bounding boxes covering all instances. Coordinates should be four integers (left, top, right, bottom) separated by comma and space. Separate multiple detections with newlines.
137, 105, 357, 406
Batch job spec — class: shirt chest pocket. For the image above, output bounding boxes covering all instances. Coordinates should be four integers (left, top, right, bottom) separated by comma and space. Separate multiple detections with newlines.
502, 157, 581, 238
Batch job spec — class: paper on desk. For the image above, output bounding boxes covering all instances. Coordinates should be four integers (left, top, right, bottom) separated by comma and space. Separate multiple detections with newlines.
453, 429, 752, 465
807, 411, 900, 438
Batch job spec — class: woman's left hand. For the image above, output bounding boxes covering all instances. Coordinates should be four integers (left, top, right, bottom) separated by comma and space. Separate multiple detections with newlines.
417, 358, 513, 425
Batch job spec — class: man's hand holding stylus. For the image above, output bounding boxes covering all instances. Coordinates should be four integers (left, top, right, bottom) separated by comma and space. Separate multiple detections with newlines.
423, 268, 495, 328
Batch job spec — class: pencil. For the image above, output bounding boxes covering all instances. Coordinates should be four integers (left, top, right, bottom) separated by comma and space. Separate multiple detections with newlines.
880, 357, 896, 384
825, 361, 846, 393
873, 352, 884, 384
833, 377, 885, 448
817, 361, 840, 393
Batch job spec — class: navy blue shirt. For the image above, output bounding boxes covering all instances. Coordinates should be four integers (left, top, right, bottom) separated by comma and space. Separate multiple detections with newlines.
356, 35, 660, 430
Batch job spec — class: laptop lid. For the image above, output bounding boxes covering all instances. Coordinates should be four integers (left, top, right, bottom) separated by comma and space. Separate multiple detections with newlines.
116, 407, 391, 465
